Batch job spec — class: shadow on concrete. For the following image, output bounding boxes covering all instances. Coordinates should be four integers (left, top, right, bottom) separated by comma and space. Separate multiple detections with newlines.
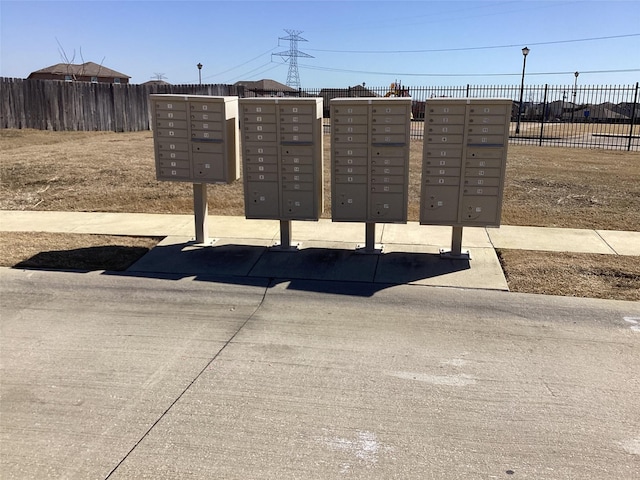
111, 241, 470, 297
11, 241, 473, 297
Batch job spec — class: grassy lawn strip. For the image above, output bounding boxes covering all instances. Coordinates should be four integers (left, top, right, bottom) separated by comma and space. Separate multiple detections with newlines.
497, 249, 640, 301
0, 232, 161, 271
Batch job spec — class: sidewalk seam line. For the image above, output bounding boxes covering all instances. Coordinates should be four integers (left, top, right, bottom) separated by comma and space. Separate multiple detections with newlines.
594, 229, 619, 255
103, 283, 271, 479
485, 227, 498, 250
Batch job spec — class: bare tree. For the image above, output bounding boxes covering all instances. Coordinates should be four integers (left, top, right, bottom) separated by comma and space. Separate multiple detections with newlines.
55, 38, 105, 81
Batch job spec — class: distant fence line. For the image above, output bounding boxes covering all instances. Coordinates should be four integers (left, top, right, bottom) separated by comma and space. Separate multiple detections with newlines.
1, 77, 638, 150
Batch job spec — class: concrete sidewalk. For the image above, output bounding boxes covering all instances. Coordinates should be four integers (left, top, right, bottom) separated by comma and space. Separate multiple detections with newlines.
1, 210, 638, 292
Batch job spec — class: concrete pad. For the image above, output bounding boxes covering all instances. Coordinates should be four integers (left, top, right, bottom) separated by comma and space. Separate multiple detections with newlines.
127, 236, 508, 290
596, 230, 640, 256
382, 222, 492, 247
376, 243, 509, 290
487, 225, 617, 254
126, 236, 270, 277
248, 240, 379, 282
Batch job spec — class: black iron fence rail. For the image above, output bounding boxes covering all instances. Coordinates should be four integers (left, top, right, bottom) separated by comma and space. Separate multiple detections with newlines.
1, 77, 638, 150
298, 83, 639, 151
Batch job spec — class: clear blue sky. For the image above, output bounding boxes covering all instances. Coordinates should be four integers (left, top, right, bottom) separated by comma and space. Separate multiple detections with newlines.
1, 0, 638, 87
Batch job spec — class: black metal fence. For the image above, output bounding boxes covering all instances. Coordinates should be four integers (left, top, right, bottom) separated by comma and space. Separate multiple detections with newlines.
258, 82, 639, 151
2, 77, 638, 150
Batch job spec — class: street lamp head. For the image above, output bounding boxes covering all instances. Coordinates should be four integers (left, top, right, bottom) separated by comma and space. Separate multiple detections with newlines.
522, 46, 530, 57
574, 71, 579, 78
197, 63, 203, 70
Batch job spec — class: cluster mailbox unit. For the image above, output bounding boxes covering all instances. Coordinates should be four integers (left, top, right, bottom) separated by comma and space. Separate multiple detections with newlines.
149, 93, 512, 259
330, 97, 412, 251
420, 98, 512, 257
239, 97, 323, 248
151, 94, 239, 183
150, 94, 240, 243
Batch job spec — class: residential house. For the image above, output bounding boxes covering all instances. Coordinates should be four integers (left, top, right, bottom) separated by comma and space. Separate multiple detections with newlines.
319, 85, 379, 117
234, 79, 297, 97
27, 62, 130, 84
142, 80, 171, 86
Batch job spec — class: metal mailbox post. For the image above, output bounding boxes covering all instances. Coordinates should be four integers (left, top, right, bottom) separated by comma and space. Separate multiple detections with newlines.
150, 94, 239, 244
239, 97, 323, 249
330, 97, 411, 252
420, 98, 512, 258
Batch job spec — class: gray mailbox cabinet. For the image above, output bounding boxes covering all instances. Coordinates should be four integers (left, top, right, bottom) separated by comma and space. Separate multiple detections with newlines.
239, 98, 323, 221
420, 98, 511, 227
330, 98, 411, 223
151, 94, 239, 184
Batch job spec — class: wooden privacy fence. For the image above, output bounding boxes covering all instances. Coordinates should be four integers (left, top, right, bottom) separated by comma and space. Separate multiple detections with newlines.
0, 78, 241, 131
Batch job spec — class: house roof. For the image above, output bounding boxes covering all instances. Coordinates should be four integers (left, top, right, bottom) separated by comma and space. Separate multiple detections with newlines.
142, 80, 171, 86
234, 79, 295, 91
28, 62, 130, 79
319, 85, 379, 97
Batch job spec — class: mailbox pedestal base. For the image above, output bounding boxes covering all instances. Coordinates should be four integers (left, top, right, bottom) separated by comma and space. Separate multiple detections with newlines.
439, 226, 471, 260
193, 183, 209, 244
272, 220, 300, 251
356, 223, 383, 254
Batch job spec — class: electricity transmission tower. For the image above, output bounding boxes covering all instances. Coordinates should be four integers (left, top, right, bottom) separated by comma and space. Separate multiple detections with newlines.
272, 29, 313, 89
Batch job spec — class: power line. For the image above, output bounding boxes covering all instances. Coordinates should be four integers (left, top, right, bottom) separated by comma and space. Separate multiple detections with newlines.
204, 46, 279, 80
307, 33, 640, 54
231, 62, 283, 83
224, 61, 274, 83
297, 63, 640, 78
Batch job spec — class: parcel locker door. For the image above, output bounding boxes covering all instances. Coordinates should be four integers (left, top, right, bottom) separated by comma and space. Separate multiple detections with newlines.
193, 156, 226, 182
333, 184, 368, 221
420, 186, 460, 224
461, 196, 500, 225
369, 193, 405, 222
245, 182, 280, 219
281, 190, 316, 220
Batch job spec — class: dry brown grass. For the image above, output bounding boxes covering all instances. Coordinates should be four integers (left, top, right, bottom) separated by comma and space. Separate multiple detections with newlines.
0, 232, 159, 271
498, 249, 640, 301
2, 129, 638, 230
508, 122, 639, 138
502, 146, 639, 230
1, 128, 639, 299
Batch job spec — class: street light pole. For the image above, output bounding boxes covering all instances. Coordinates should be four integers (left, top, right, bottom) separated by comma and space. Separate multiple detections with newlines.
197, 63, 203, 86
515, 46, 530, 135
571, 71, 579, 123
